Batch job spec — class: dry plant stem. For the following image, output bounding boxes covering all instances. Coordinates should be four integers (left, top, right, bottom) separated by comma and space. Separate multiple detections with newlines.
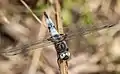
54, 0, 68, 74
27, 15, 47, 74
28, 48, 42, 74
0, 13, 10, 24
54, 0, 64, 34
39, 61, 55, 74
20, 0, 46, 28
69, 63, 120, 73
19, 1, 44, 74
19, 1, 47, 74
58, 60, 68, 74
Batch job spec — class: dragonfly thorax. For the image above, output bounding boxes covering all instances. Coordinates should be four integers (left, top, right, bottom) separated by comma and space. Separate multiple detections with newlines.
54, 41, 70, 60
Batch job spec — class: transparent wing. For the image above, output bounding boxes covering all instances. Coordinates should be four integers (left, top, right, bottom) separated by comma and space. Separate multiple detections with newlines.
1, 39, 52, 55
1, 23, 116, 55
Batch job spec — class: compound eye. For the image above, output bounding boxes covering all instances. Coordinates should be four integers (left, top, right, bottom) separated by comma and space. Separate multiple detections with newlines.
59, 51, 70, 60
66, 52, 70, 57
60, 53, 66, 59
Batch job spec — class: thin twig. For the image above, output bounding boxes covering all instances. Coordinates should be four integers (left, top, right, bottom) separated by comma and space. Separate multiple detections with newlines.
27, 15, 47, 74
19, 0, 47, 74
20, 0, 46, 27
54, 0, 68, 74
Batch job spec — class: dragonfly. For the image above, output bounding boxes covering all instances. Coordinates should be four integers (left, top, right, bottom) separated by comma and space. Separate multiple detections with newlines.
0, 13, 116, 56
43, 12, 70, 60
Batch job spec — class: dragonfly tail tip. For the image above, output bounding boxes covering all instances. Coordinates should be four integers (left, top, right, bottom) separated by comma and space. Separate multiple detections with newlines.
44, 11, 48, 18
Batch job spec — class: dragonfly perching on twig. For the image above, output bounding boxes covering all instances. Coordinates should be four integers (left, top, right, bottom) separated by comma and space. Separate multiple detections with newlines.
0, 17, 116, 56
44, 12, 70, 60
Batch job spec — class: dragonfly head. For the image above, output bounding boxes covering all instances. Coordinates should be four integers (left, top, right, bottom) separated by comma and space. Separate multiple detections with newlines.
59, 51, 70, 60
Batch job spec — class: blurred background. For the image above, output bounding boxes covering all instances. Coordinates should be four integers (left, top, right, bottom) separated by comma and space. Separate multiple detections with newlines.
0, 0, 120, 74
